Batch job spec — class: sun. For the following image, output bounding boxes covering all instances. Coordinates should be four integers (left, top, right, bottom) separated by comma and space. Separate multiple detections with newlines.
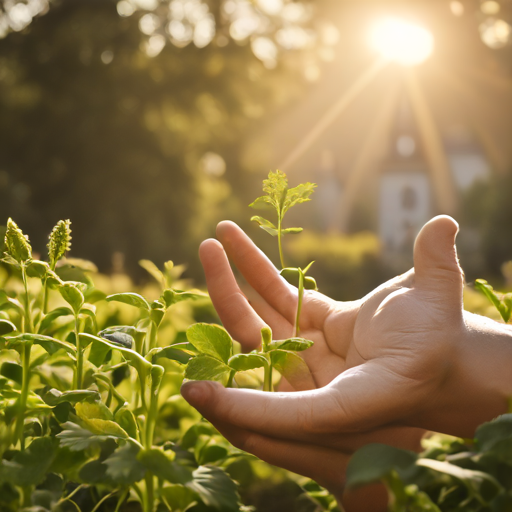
370, 18, 434, 66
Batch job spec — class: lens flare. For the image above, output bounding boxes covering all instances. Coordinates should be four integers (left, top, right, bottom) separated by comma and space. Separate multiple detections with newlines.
370, 18, 434, 66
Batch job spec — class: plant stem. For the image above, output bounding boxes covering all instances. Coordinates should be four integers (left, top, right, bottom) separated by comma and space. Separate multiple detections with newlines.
263, 357, 273, 392
73, 315, 83, 389
16, 343, 32, 450
277, 217, 285, 269
144, 473, 155, 512
42, 275, 49, 315
21, 265, 33, 334
294, 270, 304, 337
227, 370, 235, 388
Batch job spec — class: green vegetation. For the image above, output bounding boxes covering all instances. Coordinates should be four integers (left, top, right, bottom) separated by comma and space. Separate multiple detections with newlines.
0, 212, 334, 511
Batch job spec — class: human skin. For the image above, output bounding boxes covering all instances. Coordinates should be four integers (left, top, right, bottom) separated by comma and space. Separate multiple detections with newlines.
181, 215, 512, 509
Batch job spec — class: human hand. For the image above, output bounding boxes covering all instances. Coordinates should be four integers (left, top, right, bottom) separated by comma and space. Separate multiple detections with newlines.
182, 215, 512, 503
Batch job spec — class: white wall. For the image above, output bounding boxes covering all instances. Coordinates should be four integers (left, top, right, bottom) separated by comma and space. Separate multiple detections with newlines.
379, 171, 431, 251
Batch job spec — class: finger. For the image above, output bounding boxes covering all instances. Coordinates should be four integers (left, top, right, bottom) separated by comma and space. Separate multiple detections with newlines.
413, 215, 463, 305
242, 285, 293, 339
216, 221, 297, 322
199, 238, 265, 350
212, 420, 348, 495
216, 420, 389, 512
181, 363, 406, 445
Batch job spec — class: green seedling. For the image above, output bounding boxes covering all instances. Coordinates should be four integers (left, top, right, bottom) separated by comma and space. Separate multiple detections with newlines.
249, 170, 316, 269
182, 324, 314, 392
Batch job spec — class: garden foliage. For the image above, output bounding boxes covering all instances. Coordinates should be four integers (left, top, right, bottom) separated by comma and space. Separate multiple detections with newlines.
0, 182, 335, 512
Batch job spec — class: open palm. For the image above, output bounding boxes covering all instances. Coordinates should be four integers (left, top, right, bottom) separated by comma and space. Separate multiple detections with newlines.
184, 215, 509, 509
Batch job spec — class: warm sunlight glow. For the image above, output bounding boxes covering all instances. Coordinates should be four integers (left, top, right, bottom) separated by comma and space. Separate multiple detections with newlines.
370, 18, 434, 66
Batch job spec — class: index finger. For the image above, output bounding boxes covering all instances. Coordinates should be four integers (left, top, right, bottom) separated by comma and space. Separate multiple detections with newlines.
199, 238, 265, 350
216, 221, 297, 323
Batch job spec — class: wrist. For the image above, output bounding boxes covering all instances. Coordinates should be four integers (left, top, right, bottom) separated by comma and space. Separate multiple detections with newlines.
437, 312, 512, 437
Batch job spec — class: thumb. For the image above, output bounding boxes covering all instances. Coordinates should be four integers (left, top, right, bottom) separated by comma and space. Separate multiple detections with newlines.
413, 215, 463, 303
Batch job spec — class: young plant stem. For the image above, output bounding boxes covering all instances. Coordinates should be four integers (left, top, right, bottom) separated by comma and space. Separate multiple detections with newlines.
142, 369, 162, 512
263, 357, 273, 392
73, 315, 84, 389
144, 473, 155, 512
294, 270, 305, 337
277, 217, 285, 269
227, 370, 235, 388
21, 265, 33, 334
15, 342, 32, 450
42, 275, 49, 315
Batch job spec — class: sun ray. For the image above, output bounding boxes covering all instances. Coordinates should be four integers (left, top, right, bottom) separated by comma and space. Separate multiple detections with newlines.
336, 77, 402, 232
433, 65, 510, 175
278, 58, 388, 171
404, 68, 458, 215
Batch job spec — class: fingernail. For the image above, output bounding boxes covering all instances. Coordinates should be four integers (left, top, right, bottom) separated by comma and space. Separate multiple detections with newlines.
181, 381, 211, 407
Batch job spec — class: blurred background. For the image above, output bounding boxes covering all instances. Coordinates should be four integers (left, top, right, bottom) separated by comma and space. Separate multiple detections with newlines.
0, 0, 511, 301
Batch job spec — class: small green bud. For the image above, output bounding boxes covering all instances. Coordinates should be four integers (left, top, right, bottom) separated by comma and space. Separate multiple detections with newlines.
261, 326, 272, 350
4, 218, 32, 264
48, 219, 72, 269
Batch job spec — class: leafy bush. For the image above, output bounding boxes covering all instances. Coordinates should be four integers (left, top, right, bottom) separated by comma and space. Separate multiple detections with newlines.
0, 214, 334, 512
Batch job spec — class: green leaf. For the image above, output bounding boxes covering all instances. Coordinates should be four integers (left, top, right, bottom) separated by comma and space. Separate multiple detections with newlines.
59, 283, 84, 315
475, 279, 511, 323
248, 196, 274, 211
345, 444, 417, 489
187, 465, 241, 512
281, 227, 303, 235
162, 289, 208, 308
139, 259, 165, 287
228, 353, 268, 372
106, 292, 150, 311
0, 319, 16, 336
0, 437, 57, 487
476, 414, 512, 452
250, 216, 278, 236
26, 260, 50, 279
0, 297, 24, 315
250, 216, 276, 230
185, 355, 232, 385
5, 333, 76, 355
104, 442, 146, 485
186, 323, 232, 363
0, 362, 22, 384
4, 218, 32, 264
80, 333, 152, 383
267, 338, 314, 352
282, 182, 317, 215
38, 307, 74, 333
417, 458, 502, 501
270, 349, 313, 391
161, 484, 198, 511
99, 330, 134, 349
138, 448, 193, 485
75, 401, 114, 421
279, 268, 317, 290
57, 421, 128, 451
114, 406, 139, 440
148, 346, 194, 365
43, 389, 100, 407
